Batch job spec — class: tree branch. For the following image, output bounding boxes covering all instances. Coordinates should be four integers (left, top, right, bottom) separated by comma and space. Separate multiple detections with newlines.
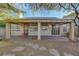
59, 3, 74, 10
74, 16, 79, 28
76, 4, 79, 8
59, 3, 79, 28
71, 3, 77, 9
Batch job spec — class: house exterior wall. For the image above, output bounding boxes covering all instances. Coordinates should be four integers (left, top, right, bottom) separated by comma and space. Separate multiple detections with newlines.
0, 24, 70, 37
52, 24, 69, 36
8, 22, 71, 37
10, 24, 69, 36
63, 14, 79, 37
11, 24, 23, 36
60, 24, 70, 36
0, 28, 5, 36
28, 25, 52, 36
10, 24, 52, 36
62, 24, 69, 33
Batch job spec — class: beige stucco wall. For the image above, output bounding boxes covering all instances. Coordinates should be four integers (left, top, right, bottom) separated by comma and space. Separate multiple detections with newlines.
28, 25, 52, 36
10, 24, 52, 36
0, 28, 5, 36
9, 24, 69, 36
11, 24, 23, 36
60, 24, 70, 36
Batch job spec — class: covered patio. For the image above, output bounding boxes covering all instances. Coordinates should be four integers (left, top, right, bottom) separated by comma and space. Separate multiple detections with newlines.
5, 18, 76, 41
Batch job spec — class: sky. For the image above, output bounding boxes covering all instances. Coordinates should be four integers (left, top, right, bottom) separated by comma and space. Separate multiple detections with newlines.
19, 4, 68, 18
0, 3, 69, 20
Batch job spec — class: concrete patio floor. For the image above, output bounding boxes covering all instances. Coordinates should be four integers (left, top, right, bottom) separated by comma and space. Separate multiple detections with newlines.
0, 36, 79, 56
11, 36, 69, 41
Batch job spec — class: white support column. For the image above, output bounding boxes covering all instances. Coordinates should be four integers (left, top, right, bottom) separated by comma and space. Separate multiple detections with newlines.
69, 22, 75, 41
48, 24, 52, 36
38, 22, 41, 40
5, 23, 11, 39
60, 25, 63, 36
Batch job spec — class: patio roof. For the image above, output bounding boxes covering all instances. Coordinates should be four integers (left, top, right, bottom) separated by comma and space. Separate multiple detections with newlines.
5, 17, 73, 23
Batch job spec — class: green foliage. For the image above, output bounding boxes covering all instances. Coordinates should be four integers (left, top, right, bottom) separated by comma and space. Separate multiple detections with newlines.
0, 24, 5, 28
0, 20, 5, 28
0, 3, 18, 12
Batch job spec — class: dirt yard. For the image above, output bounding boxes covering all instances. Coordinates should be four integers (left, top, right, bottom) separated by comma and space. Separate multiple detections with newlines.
0, 39, 79, 56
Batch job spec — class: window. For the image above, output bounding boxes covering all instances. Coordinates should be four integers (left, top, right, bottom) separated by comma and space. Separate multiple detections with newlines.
32, 26, 38, 31
63, 27, 67, 32
42, 26, 48, 30
11, 24, 20, 31
29, 26, 38, 31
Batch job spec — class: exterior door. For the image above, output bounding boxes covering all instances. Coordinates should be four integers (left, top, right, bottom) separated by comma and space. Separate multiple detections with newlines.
52, 25, 60, 36
24, 25, 28, 36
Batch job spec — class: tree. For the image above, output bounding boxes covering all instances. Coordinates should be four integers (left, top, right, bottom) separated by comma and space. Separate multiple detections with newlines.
59, 3, 79, 28
0, 3, 23, 19
0, 3, 18, 12
23, 3, 79, 28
